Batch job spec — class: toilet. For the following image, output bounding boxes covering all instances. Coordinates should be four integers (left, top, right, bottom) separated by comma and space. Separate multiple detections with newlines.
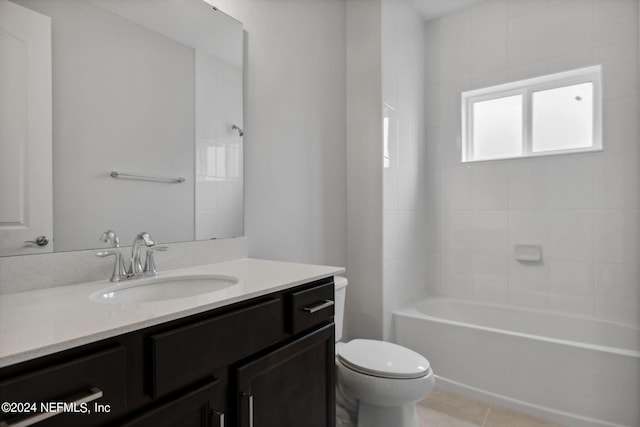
334, 276, 435, 427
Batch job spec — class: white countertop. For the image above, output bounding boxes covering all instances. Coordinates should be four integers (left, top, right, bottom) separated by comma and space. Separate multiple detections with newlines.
0, 258, 344, 368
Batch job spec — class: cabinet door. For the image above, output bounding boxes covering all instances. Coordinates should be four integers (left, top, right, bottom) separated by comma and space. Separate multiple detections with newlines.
120, 379, 224, 427
236, 324, 335, 427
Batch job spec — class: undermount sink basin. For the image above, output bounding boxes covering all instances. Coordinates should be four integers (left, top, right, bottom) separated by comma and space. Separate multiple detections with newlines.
90, 275, 239, 303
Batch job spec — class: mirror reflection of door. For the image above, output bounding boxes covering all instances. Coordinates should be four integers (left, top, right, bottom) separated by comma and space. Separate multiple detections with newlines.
0, 0, 53, 255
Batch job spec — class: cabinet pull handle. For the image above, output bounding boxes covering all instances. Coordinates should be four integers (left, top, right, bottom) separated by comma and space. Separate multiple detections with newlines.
303, 300, 334, 314
213, 411, 224, 427
241, 393, 254, 427
0, 387, 103, 427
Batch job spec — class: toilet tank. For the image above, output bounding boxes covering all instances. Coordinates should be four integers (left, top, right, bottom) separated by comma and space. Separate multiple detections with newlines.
334, 276, 348, 342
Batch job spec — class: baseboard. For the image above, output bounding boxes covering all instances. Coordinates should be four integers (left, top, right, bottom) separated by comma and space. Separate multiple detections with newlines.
434, 376, 627, 427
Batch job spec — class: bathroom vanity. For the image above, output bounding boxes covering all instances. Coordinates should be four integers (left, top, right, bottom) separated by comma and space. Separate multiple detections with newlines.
0, 259, 342, 427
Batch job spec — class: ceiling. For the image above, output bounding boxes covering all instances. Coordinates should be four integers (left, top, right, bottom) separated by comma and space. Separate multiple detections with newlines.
409, 0, 485, 21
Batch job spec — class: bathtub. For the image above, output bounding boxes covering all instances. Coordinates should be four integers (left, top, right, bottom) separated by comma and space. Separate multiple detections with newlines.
393, 297, 640, 427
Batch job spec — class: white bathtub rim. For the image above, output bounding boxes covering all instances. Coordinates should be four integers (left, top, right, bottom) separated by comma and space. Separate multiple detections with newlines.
416, 295, 640, 330
434, 375, 630, 427
393, 298, 640, 359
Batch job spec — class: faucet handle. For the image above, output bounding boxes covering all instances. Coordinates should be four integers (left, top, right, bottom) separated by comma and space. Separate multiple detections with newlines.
96, 250, 127, 282
99, 230, 120, 248
143, 246, 168, 276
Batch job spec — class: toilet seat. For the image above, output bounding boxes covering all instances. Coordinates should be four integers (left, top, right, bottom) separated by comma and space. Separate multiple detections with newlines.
337, 339, 430, 379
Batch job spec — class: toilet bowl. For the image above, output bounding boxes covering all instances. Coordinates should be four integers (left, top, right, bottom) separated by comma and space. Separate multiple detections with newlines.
334, 277, 435, 427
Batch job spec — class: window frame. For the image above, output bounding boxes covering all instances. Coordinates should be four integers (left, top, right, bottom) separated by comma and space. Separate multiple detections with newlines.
461, 65, 602, 163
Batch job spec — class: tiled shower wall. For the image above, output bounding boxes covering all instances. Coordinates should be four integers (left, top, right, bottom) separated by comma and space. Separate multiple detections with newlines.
424, 0, 640, 326
382, 0, 427, 338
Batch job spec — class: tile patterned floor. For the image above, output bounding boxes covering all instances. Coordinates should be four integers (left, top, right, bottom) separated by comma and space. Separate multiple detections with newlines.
337, 389, 565, 427
417, 389, 564, 427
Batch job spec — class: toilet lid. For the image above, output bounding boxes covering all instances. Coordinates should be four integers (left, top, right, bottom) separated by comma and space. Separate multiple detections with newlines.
337, 339, 430, 379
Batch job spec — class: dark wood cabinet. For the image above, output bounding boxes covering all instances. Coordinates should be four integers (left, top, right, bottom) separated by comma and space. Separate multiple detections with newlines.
0, 277, 335, 427
120, 379, 223, 427
236, 324, 335, 427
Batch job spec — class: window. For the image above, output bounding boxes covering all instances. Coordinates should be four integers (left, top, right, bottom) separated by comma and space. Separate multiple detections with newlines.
461, 66, 602, 162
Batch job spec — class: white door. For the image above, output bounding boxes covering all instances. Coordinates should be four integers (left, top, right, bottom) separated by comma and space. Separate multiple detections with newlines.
0, 0, 53, 256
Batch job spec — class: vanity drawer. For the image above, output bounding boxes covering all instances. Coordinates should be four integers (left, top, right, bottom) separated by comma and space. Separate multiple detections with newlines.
289, 280, 335, 335
0, 346, 127, 427
150, 297, 284, 397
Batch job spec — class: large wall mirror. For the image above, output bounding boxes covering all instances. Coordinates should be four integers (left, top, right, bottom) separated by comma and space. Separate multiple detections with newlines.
0, 0, 243, 256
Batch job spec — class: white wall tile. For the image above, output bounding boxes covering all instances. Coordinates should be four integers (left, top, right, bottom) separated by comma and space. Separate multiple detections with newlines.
471, 0, 507, 27
471, 20, 507, 74
471, 68, 508, 90
548, 210, 593, 262
508, 258, 550, 308
425, 209, 440, 252
546, 49, 594, 75
425, 84, 442, 128
399, 165, 426, 211
441, 166, 473, 210
398, 211, 428, 257
473, 255, 509, 303
594, 209, 640, 264
439, 8, 471, 41
603, 96, 639, 154
425, 126, 442, 171
383, 260, 399, 315
594, 263, 640, 325
424, 38, 441, 86
421, 0, 639, 324
398, 255, 429, 305
441, 210, 474, 254
549, 260, 594, 317
425, 252, 441, 295
508, 210, 548, 250
425, 168, 441, 211
473, 210, 508, 256
382, 0, 399, 109
592, 0, 639, 47
506, 0, 546, 20
546, 156, 594, 209
546, 0, 592, 58
593, 40, 639, 99
384, 163, 399, 210
383, 210, 398, 262
472, 163, 508, 210
507, 11, 548, 68
508, 158, 549, 210
382, 0, 426, 329
506, 58, 547, 82
440, 253, 474, 298
383, 313, 394, 341
593, 153, 640, 209
440, 117, 464, 167
440, 35, 472, 83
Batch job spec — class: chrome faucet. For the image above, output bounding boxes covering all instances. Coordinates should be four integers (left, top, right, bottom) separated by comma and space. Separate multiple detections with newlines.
97, 231, 167, 282
100, 229, 120, 248
128, 232, 155, 277
97, 230, 127, 282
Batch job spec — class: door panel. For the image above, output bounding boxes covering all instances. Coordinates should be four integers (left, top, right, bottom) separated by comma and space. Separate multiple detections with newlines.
236, 324, 335, 427
0, 0, 52, 255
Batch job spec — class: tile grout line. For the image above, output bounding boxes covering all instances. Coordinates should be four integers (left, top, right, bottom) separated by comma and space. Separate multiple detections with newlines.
481, 406, 492, 427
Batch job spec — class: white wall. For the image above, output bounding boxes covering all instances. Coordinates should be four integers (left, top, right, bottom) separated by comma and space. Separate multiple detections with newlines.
212, 0, 347, 268
424, 0, 640, 326
382, 0, 427, 339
